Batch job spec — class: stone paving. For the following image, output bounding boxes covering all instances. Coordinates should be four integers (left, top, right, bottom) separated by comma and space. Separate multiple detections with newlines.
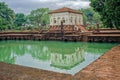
0, 45, 120, 80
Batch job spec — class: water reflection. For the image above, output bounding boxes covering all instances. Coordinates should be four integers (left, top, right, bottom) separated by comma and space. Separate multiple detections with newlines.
0, 41, 117, 72
0, 41, 86, 70
0, 46, 16, 64
29, 46, 50, 61
51, 48, 85, 69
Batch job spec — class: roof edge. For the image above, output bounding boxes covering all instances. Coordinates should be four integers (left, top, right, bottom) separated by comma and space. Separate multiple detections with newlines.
49, 7, 83, 14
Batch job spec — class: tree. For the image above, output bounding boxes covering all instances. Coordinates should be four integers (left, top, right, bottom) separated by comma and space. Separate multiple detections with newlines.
90, 0, 120, 29
79, 8, 101, 26
41, 13, 50, 26
0, 2, 15, 30
14, 13, 26, 29
28, 8, 49, 28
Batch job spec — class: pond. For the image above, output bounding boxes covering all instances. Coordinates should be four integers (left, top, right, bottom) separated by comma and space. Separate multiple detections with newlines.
0, 40, 117, 75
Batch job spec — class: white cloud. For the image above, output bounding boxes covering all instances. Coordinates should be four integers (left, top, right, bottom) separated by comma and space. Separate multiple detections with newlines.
0, 0, 90, 14
56, 1, 90, 8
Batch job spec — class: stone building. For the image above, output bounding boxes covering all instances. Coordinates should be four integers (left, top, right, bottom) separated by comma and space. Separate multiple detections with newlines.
49, 7, 86, 31
49, 7, 83, 26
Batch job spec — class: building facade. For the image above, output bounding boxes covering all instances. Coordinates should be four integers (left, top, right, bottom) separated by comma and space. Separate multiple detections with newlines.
49, 7, 83, 26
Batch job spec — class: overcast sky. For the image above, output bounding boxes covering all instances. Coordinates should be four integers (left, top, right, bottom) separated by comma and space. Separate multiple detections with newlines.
0, 0, 90, 15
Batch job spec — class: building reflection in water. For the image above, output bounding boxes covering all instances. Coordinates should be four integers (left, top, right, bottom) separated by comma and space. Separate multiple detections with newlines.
0, 41, 116, 75
50, 47, 85, 69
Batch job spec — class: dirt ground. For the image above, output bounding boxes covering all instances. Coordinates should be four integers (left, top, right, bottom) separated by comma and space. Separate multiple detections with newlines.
0, 45, 120, 80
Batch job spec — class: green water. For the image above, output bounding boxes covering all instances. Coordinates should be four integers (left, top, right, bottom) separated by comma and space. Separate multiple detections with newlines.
0, 40, 117, 75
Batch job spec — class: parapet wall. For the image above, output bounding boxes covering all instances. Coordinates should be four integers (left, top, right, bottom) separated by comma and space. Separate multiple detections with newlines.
0, 30, 120, 43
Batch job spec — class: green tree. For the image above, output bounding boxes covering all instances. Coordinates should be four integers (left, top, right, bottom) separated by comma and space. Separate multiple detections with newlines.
90, 0, 120, 29
41, 12, 50, 26
0, 2, 15, 30
79, 7, 101, 28
29, 8, 49, 28
14, 13, 26, 29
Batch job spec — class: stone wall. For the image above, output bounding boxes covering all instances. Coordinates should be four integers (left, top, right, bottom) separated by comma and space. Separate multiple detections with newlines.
50, 12, 83, 26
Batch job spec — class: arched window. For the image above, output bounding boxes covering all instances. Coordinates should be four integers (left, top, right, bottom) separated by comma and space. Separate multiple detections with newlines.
58, 17, 60, 20
62, 17, 65, 23
79, 18, 81, 23
71, 17, 72, 22
54, 18, 56, 23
